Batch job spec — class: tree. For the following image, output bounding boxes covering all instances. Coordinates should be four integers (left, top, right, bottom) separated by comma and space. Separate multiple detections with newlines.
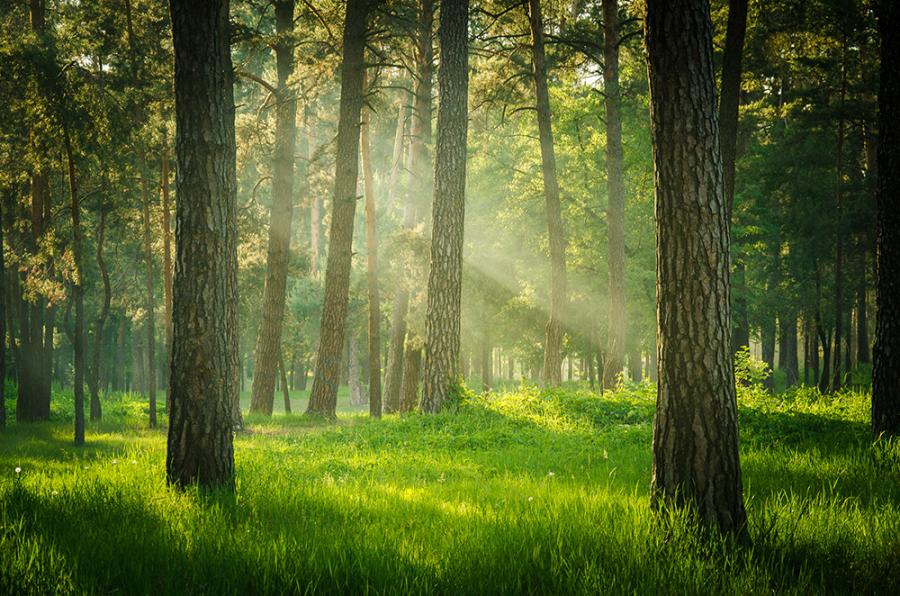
250, 0, 299, 416
361, 80, 381, 418
421, 0, 469, 413
63, 123, 85, 446
306, 0, 372, 418
527, 0, 567, 387
166, 0, 236, 489
872, 0, 900, 438
645, 0, 746, 533
602, 0, 625, 387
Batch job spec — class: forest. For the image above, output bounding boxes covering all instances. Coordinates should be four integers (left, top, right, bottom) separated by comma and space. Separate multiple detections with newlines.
0, 0, 898, 593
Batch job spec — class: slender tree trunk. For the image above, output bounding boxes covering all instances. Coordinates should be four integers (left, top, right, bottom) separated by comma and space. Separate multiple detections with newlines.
645, 0, 747, 534
527, 0, 567, 387
250, 0, 298, 416
166, 0, 236, 490
873, 0, 900, 437
361, 84, 382, 418
279, 348, 291, 414
856, 253, 870, 365
603, 0, 626, 388
833, 45, 847, 392
89, 207, 109, 420
784, 315, 799, 386
761, 317, 775, 391
421, 0, 468, 413
306, 0, 372, 418
63, 127, 85, 446
161, 132, 174, 382
308, 108, 321, 279
0, 192, 7, 429
140, 155, 157, 428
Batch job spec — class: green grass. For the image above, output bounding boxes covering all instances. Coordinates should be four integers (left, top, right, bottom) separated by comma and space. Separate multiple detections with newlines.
1, 381, 898, 594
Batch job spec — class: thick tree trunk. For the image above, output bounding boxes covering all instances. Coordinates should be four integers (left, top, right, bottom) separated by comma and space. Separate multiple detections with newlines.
873, 0, 900, 437
63, 127, 85, 446
250, 0, 298, 416
421, 0, 468, 413
89, 208, 110, 420
140, 155, 157, 428
603, 0, 626, 389
645, 0, 746, 534
306, 0, 371, 418
166, 0, 236, 490
527, 0, 567, 387
361, 89, 382, 418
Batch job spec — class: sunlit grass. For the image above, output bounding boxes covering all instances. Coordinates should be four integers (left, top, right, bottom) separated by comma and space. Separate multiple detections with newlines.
1, 383, 898, 594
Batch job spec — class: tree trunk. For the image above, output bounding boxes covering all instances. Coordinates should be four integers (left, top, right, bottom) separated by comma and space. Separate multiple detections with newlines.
348, 334, 364, 406
873, 0, 900, 437
0, 192, 7, 428
784, 316, 799, 386
856, 254, 870, 365
480, 319, 492, 392
832, 43, 847, 393
308, 108, 321, 279
399, 344, 422, 413
161, 132, 174, 384
140, 154, 157, 428
421, 0, 468, 413
249, 1, 298, 417
89, 207, 110, 420
603, 0, 626, 389
361, 84, 382, 418
527, 0, 567, 387
761, 317, 776, 392
645, 0, 746, 534
306, 0, 372, 418
279, 348, 291, 414
166, 0, 236, 490
63, 127, 85, 446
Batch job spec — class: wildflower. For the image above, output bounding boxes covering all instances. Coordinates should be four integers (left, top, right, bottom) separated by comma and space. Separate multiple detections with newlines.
15, 467, 21, 475
547, 471, 555, 478
528, 496, 534, 502
112, 459, 118, 465
131, 460, 137, 465
51, 490, 59, 496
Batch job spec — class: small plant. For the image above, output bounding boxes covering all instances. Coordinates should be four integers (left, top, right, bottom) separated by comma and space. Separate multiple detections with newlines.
734, 346, 770, 390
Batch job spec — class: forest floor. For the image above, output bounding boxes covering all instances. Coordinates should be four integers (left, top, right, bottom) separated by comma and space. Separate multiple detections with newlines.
1, 381, 898, 594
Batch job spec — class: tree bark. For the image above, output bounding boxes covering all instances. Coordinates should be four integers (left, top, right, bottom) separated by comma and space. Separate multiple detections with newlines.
361, 84, 382, 418
140, 154, 157, 428
0, 192, 7, 428
421, 0, 468, 413
399, 344, 422, 413
63, 126, 85, 446
306, 0, 372, 418
873, 0, 900, 437
279, 348, 291, 414
166, 0, 236, 490
833, 46, 847, 393
161, 132, 174, 385
89, 207, 110, 420
308, 108, 321, 279
856, 252, 870, 365
527, 0, 567, 388
603, 0, 626, 389
250, 0, 298, 416
645, 0, 747, 534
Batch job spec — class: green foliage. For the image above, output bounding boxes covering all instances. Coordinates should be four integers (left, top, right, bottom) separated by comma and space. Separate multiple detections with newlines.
734, 346, 771, 391
1, 384, 898, 594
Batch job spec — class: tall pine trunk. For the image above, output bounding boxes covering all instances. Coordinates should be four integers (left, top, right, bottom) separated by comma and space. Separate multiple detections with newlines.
250, 0, 298, 416
645, 0, 746, 534
166, 0, 236, 489
873, 0, 900, 437
89, 207, 110, 420
603, 0, 626, 388
421, 0, 468, 413
140, 154, 157, 428
306, 0, 371, 418
527, 0, 567, 387
63, 126, 85, 446
361, 83, 381, 418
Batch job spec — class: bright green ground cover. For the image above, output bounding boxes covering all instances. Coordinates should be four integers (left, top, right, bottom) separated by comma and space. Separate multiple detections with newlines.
1, 381, 898, 594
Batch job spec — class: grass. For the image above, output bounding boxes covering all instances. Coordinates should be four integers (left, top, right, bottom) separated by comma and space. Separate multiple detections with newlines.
1, 380, 898, 594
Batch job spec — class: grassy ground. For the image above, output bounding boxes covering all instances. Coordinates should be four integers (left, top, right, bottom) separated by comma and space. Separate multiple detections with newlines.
1, 381, 898, 594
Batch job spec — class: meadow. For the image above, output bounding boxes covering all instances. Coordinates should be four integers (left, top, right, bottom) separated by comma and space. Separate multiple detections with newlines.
1, 381, 898, 594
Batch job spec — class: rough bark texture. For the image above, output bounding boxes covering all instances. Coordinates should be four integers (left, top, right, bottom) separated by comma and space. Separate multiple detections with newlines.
64, 127, 85, 446
361, 93, 381, 418
161, 134, 173, 383
421, 0, 468, 413
873, 0, 900, 437
166, 0, 235, 489
279, 349, 291, 414
645, 0, 747, 534
250, 0, 298, 416
528, 0, 567, 387
603, 0, 626, 389
306, 0, 371, 418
